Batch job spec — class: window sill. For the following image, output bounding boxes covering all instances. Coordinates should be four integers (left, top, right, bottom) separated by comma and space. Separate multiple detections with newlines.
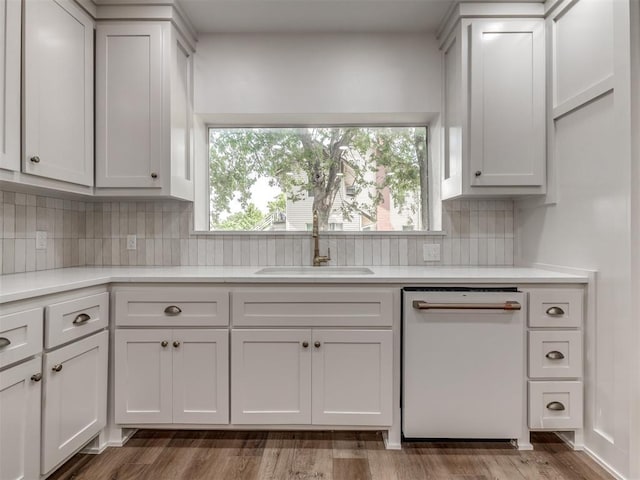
189, 230, 447, 237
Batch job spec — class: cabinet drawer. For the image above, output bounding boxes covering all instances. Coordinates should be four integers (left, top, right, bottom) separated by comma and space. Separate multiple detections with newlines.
46, 292, 109, 348
528, 331, 582, 379
115, 287, 229, 327
232, 288, 393, 327
528, 289, 583, 328
528, 381, 582, 429
0, 309, 43, 369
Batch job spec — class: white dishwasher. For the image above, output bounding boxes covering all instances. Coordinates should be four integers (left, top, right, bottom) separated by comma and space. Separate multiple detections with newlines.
402, 287, 525, 440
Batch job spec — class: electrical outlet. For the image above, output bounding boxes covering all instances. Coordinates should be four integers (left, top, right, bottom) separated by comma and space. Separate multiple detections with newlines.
126, 235, 137, 250
36, 231, 47, 250
423, 243, 441, 262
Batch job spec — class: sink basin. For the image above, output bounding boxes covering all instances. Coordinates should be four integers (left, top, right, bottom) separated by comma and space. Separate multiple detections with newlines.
255, 266, 374, 275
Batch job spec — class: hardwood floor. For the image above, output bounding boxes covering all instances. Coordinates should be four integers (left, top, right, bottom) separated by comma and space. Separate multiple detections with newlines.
48, 431, 613, 480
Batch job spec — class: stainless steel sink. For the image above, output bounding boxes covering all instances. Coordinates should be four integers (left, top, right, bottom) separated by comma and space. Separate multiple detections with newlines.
255, 266, 374, 275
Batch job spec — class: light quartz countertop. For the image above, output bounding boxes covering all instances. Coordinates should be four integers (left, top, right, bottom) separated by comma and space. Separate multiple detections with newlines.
0, 266, 589, 304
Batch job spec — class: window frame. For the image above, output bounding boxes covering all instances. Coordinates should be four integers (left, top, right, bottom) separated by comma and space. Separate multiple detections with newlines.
198, 123, 443, 235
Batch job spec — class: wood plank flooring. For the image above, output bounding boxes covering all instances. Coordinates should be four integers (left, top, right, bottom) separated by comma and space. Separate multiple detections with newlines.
48, 431, 613, 480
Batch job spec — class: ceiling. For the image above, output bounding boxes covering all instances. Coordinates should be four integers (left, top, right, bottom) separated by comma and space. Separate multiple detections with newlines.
177, 0, 457, 34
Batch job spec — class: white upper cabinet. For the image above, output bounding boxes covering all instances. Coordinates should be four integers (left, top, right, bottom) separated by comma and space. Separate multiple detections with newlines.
95, 22, 195, 200
23, 0, 94, 186
0, 0, 21, 172
441, 17, 546, 199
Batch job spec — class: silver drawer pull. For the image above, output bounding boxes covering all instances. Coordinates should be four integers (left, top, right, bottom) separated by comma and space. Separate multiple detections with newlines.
412, 301, 521, 311
0, 337, 11, 348
73, 313, 91, 325
164, 305, 182, 316
545, 306, 565, 316
545, 350, 565, 360
546, 401, 565, 411
52, 364, 63, 372
31, 373, 42, 382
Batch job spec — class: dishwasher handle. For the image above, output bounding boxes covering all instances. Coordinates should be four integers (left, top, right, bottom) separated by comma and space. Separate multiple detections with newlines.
412, 300, 522, 311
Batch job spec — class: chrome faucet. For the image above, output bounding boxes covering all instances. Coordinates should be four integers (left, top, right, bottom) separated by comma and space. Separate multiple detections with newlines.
312, 210, 331, 266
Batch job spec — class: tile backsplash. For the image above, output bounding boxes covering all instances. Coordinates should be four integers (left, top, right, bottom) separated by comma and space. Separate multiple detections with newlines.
0, 188, 513, 274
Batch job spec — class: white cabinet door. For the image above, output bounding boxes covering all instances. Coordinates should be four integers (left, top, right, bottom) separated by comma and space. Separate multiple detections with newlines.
0, 357, 41, 480
0, 0, 21, 172
231, 329, 311, 424
95, 23, 163, 188
23, 0, 94, 186
469, 20, 545, 187
42, 331, 107, 475
169, 30, 194, 199
114, 329, 172, 424
172, 329, 229, 424
311, 330, 393, 426
442, 29, 464, 199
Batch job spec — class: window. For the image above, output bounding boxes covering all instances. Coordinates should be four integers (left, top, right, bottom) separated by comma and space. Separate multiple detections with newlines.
207, 126, 431, 232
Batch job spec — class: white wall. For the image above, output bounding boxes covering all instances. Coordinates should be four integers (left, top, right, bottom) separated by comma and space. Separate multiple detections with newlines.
194, 32, 441, 120
629, 0, 640, 477
516, 0, 635, 477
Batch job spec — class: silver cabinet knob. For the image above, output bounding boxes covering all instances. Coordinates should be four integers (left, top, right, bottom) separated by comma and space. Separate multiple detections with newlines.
31, 373, 42, 382
314, 341, 321, 348
545, 350, 565, 360
161, 341, 169, 347
30, 156, 40, 163
545, 306, 565, 316
173, 341, 181, 348
546, 401, 565, 411
0, 337, 10, 349
151, 172, 158, 179
302, 341, 309, 348
52, 364, 63, 372
73, 313, 91, 325
164, 305, 182, 316
474, 171, 482, 177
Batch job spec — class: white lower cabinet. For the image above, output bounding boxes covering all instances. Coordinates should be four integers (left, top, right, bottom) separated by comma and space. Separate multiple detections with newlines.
115, 328, 229, 425
231, 329, 392, 426
312, 329, 393, 426
0, 357, 42, 480
42, 330, 108, 475
231, 329, 312, 425
526, 288, 584, 434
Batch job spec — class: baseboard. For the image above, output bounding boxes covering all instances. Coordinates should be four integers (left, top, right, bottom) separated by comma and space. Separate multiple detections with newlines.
554, 431, 584, 451
107, 428, 137, 448
81, 443, 108, 455
583, 445, 626, 480
553, 432, 625, 479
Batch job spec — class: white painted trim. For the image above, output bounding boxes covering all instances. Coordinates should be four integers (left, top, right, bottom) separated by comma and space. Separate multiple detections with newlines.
190, 230, 448, 237
552, 76, 615, 120
94, 4, 197, 50
73, 0, 98, 18
437, 2, 545, 46
543, 0, 563, 17
583, 445, 627, 480
106, 428, 138, 447
458, 2, 544, 17
555, 431, 585, 450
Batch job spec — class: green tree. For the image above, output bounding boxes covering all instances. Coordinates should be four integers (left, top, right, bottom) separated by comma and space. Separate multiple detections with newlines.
216, 203, 264, 230
208, 127, 428, 230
